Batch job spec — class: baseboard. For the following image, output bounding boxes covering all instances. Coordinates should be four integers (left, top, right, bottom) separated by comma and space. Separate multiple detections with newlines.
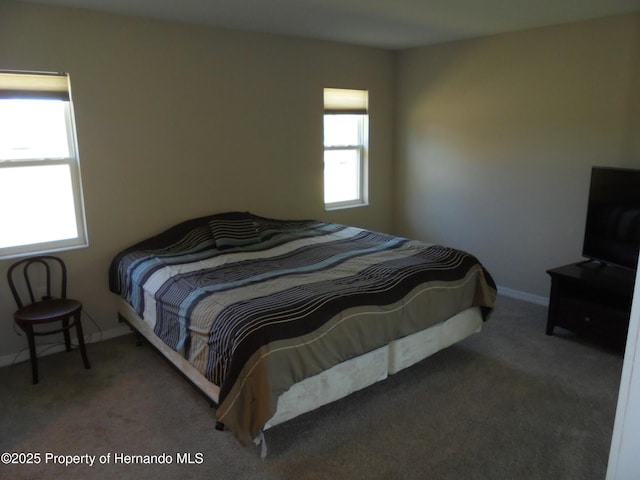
498, 285, 549, 306
0, 324, 132, 369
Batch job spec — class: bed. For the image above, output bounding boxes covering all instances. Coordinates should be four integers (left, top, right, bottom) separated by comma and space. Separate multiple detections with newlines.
109, 212, 496, 454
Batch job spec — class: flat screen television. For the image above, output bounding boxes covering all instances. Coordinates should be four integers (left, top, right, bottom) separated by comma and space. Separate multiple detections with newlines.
582, 166, 640, 270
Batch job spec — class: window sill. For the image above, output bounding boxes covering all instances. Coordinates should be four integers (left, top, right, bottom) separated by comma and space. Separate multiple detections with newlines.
324, 201, 369, 212
0, 241, 89, 261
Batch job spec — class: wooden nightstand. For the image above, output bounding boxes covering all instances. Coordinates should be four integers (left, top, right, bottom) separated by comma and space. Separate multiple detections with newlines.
546, 261, 634, 351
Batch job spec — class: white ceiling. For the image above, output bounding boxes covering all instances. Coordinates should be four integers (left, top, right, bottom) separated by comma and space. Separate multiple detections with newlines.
21, 0, 640, 49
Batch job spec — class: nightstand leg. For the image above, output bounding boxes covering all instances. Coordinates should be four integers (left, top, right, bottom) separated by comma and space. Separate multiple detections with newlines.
546, 318, 555, 335
546, 280, 558, 336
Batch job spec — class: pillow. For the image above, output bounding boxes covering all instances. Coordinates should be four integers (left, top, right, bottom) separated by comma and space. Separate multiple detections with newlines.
209, 219, 261, 249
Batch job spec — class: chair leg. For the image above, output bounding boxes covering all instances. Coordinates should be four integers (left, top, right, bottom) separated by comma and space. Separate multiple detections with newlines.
62, 317, 72, 352
74, 312, 91, 370
24, 324, 39, 385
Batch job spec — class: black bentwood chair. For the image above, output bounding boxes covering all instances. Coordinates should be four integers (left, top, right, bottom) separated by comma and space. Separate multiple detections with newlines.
7, 256, 90, 384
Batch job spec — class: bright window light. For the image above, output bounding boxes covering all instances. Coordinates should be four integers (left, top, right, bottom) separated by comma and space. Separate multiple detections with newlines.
324, 147, 360, 204
0, 165, 78, 248
0, 99, 71, 160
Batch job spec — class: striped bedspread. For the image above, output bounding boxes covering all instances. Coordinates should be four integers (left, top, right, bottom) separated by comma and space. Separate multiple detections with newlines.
109, 212, 497, 444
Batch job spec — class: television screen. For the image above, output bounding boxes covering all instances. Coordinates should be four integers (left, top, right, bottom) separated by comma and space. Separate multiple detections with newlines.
582, 166, 640, 269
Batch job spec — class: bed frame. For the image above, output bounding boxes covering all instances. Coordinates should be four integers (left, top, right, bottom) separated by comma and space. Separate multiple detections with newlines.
117, 298, 483, 435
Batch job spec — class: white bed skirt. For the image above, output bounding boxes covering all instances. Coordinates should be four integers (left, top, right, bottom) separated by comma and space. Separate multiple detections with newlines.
265, 306, 482, 429
117, 298, 482, 431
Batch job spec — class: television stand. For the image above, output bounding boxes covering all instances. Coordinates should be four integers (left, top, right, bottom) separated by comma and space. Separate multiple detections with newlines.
546, 262, 635, 351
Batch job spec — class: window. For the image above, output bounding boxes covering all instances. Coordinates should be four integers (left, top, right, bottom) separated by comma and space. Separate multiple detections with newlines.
0, 71, 88, 259
323, 88, 368, 210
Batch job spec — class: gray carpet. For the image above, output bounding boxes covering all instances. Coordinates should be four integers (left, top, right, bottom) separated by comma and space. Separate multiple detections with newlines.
0, 295, 623, 479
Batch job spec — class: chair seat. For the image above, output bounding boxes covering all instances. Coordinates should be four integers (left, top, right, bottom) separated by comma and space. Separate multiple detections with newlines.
14, 299, 82, 324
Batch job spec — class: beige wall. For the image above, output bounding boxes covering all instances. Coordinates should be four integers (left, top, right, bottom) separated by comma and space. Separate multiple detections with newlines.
0, 1, 396, 360
395, 13, 640, 298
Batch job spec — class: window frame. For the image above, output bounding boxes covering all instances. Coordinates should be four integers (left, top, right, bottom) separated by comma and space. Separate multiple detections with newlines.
0, 71, 88, 259
323, 88, 369, 211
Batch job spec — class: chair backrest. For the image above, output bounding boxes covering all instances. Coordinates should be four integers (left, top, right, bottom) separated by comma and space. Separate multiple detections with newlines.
7, 256, 68, 309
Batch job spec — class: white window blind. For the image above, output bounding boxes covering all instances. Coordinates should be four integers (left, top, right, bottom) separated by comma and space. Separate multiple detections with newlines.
323, 88, 368, 114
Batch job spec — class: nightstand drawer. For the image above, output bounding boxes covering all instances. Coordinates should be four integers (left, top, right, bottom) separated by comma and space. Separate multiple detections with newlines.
555, 296, 629, 347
